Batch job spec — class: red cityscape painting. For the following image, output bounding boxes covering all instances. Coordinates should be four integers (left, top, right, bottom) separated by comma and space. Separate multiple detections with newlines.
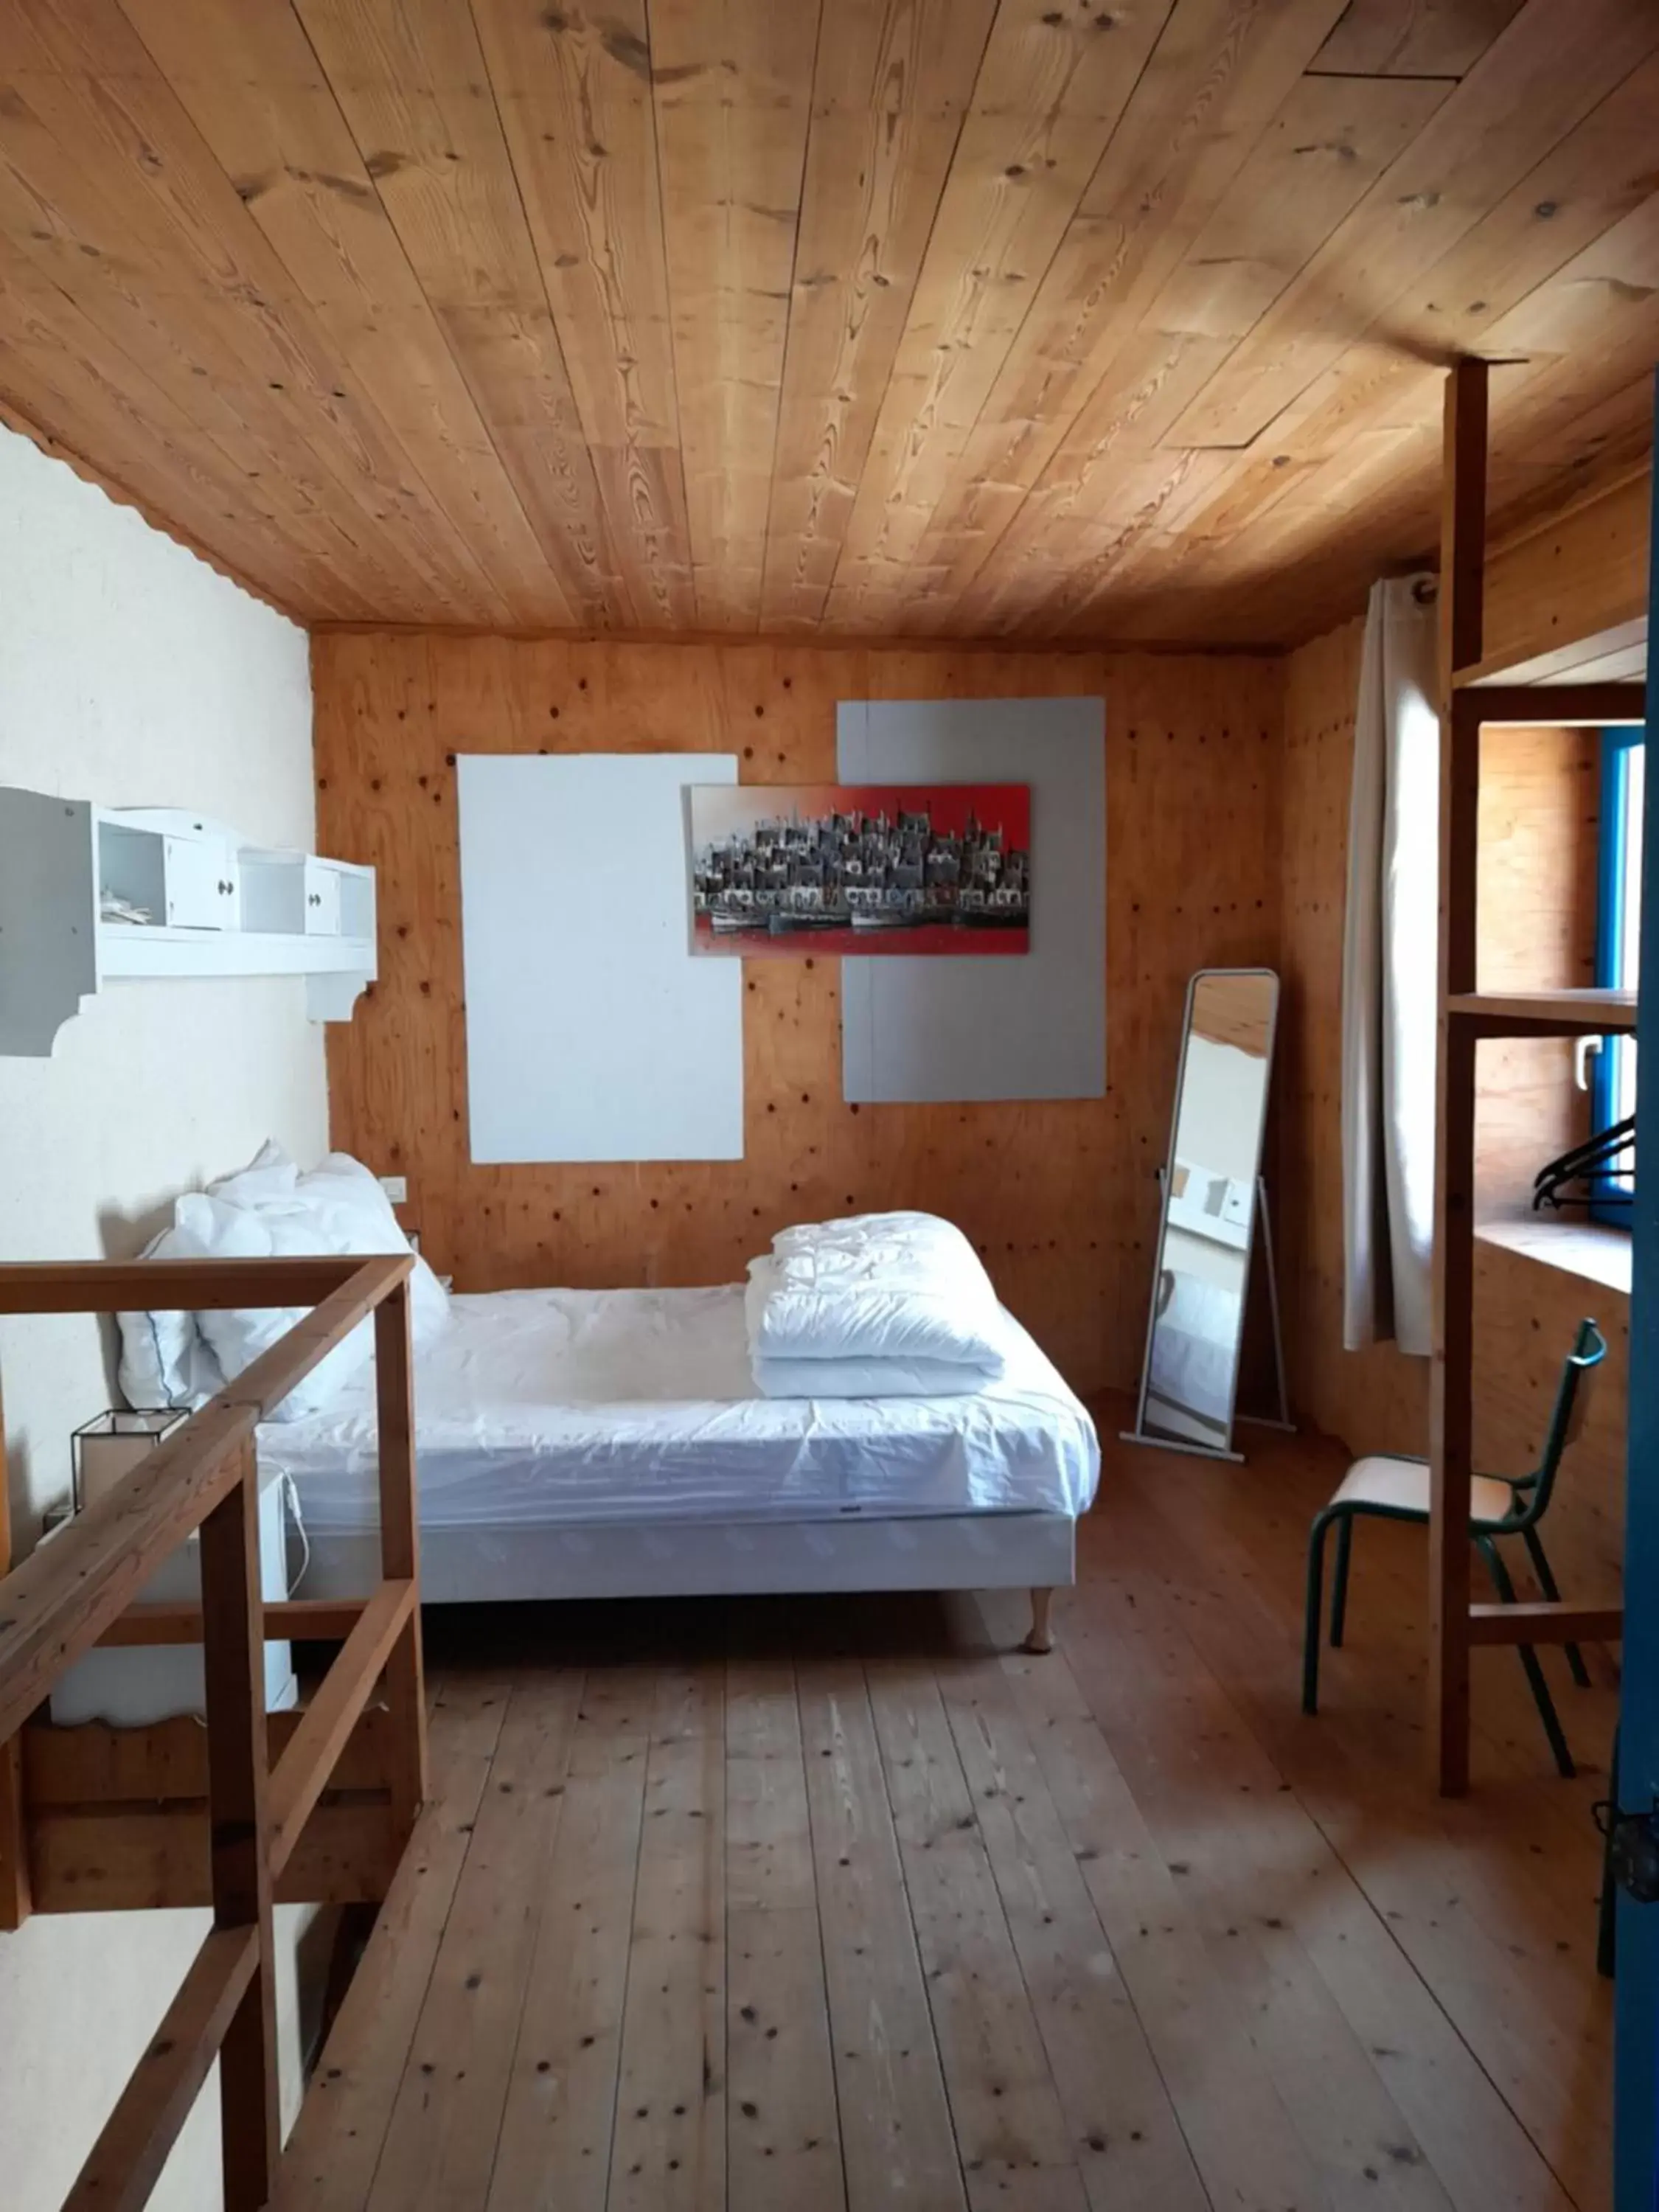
687, 783, 1030, 958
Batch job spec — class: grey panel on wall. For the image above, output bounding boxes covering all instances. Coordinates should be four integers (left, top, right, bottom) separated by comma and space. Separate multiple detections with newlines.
838, 697, 1105, 1103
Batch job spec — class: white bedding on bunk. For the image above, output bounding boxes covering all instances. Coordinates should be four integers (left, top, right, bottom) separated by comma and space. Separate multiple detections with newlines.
260, 1284, 1099, 1533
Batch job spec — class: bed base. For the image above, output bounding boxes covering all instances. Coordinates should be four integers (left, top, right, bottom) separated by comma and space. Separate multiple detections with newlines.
293, 1508, 1075, 1641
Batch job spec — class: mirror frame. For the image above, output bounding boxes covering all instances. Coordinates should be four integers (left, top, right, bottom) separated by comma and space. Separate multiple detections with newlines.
1127, 964, 1281, 1463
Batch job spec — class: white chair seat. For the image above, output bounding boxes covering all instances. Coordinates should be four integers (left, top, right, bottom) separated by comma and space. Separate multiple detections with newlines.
1333, 1455, 1518, 1526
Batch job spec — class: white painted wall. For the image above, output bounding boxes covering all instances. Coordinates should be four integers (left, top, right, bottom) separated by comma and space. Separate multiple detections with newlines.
0, 424, 327, 2208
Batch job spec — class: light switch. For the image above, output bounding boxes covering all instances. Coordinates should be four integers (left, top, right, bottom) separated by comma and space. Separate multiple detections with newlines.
378, 1175, 408, 1205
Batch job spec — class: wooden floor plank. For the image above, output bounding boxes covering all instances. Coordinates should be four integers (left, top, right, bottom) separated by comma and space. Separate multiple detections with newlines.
484, 1686, 651, 2212
363, 1669, 583, 2212
797, 1657, 967, 2212
725, 1658, 845, 2212
279, 1426, 1615, 2212
866, 1655, 1091, 2211
728, 1908, 845, 2212
1102, 1459, 1606, 2208
989, 1624, 1331, 2212
929, 1639, 1210, 2212
1051, 1567, 1464, 2212
606, 1663, 726, 2212
274, 1674, 514, 2212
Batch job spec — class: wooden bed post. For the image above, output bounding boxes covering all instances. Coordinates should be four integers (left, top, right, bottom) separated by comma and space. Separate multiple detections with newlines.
1023, 1587, 1055, 1655
375, 1280, 427, 1839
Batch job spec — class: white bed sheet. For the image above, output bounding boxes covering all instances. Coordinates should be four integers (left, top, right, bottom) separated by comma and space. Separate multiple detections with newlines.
260, 1284, 1099, 1534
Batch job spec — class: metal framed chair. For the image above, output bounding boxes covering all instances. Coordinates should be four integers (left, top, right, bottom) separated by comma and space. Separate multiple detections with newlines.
1302, 1318, 1607, 1778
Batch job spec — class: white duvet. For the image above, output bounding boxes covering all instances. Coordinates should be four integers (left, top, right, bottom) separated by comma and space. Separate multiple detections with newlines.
260, 1283, 1099, 1531
745, 1213, 1006, 1393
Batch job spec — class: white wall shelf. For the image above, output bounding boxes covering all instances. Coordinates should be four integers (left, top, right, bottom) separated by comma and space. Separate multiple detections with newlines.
0, 787, 376, 1056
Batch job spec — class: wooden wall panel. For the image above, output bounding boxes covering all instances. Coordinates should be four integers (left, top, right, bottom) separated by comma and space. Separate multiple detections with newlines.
313, 635, 1284, 1399
1483, 465, 1651, 675
1279, 506, 1633, 1603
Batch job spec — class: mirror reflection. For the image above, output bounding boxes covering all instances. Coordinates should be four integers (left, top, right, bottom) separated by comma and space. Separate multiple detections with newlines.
1141, 970, 1279, 1454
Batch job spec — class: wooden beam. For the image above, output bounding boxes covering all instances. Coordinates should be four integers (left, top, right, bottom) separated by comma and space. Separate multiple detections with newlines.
0, 1253, 379, 1315
0, 1260, 404, 1743
267, 1578, 417, 1879
1441, 358, 1489, 684
1453, 681, 1646, 725
1430, 357, 1489, 1798
221, 1256, 411, 1425
24, 1801, 399, 1915
375, 1283, 428, 1837
1467, 1602, 1624, 1646
96, 1596, 373, 1648
22, 1705, 395, 1806
1447, 987, 1638, 1036
199, 1445, 279, 2211
0, 1399, 250, 1747
61, 1926, 258, 2212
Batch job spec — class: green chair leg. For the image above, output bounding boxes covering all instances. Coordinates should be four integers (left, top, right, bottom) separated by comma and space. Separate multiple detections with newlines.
1475, 1534, 1576, 1780
1521, 1524, 1591, 1688
1330, 1514, 1354, 1648
1304, 1510, 1337, 1714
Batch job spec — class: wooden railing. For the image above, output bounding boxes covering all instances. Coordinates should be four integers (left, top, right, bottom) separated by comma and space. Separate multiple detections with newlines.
0, 1254, 426, 2212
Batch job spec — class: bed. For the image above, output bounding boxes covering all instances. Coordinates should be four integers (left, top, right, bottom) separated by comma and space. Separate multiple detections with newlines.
258, 1281, 1099, 1645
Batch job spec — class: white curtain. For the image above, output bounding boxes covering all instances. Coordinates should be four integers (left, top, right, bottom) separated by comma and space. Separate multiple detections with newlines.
1341, 574, 1440, 1357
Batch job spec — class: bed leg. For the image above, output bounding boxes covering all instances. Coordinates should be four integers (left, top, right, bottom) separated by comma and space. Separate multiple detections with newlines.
1022, 1587, 1055, 1656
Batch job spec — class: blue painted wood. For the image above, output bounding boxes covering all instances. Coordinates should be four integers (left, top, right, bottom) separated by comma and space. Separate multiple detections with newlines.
1615, 369, 1659, 2212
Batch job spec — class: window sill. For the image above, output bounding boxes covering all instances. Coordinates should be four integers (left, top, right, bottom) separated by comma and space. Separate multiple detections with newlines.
1475, 1214, 1632, 1295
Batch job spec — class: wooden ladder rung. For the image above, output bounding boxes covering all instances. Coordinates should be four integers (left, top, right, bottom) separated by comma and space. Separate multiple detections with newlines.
267, 1578, 417, 1878
1448, 679, 1646, 725
1467, 1602, 1624, 1646
97, 1595, 374, 1647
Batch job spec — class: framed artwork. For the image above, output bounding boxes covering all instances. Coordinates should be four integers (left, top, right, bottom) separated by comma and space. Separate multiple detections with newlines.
686, 782, 1031, 956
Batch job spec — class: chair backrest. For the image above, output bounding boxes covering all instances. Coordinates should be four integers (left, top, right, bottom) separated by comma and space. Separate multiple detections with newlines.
1512, 1316, 1608, 1530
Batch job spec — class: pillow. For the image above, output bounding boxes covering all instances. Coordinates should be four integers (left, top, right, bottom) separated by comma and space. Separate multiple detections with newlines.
745, 1214, 1006, 1374
116, 1229, 227, 1411
171, 1194, 382, 1423
167, 1194, 374, 1422
282, 1153, 449, 1346
118, 1144, 449, 1425
209, 1137, 300, 1210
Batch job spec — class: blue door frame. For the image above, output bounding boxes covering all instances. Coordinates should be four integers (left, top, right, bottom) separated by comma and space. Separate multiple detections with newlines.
1616, 373, 1659, 2211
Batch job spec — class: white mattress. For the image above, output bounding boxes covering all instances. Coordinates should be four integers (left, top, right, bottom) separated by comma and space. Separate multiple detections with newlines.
260, 1284, 1099, 1535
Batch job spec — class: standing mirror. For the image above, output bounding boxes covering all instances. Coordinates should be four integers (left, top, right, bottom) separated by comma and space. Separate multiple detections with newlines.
1124, 967, 1283, 1464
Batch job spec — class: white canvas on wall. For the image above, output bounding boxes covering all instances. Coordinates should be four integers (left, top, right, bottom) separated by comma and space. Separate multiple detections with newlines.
458, 754, 742, 1163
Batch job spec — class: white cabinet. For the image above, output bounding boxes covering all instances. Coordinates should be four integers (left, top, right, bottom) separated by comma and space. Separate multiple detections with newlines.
100, 814, 240, 932
305, 858, 343, 936
240, 848, 366, 938
164, 834, 240, 928
0, 786, 378, 1057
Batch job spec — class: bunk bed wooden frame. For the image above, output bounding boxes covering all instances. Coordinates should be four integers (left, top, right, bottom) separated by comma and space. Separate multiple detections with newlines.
1430, 358, 1641, 1795
0, 1253, 426, 2211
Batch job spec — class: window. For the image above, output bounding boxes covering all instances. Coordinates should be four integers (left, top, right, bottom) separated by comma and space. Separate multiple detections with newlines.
1590, 728, 1642, 1221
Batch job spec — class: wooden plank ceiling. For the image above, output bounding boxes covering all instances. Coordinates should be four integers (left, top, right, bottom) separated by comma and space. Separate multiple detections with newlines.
1, 0, 1658, 645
